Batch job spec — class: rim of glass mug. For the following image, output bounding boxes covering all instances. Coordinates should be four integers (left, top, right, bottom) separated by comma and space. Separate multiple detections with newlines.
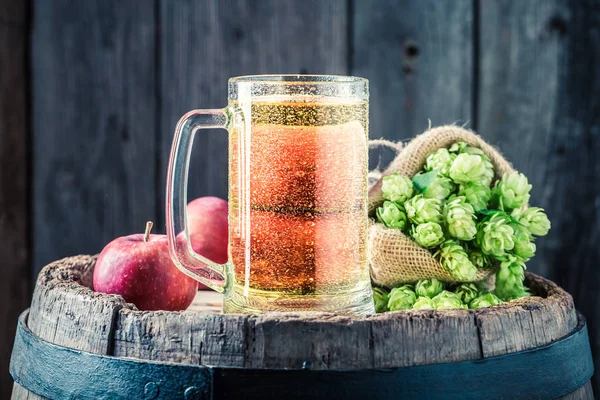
227, 74, 368, 101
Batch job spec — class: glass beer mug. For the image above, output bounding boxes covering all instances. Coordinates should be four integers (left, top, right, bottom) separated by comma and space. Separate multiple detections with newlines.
166, 75, 374, 315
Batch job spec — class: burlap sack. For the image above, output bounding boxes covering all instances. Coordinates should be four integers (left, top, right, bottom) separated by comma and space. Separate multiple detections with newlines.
368, 125, 516, 288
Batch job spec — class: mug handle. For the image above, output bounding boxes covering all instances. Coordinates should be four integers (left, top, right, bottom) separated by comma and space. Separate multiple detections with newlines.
166, 109, 230, 293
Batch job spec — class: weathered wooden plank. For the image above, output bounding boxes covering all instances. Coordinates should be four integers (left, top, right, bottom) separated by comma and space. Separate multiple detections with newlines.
12, 383, 45, 400
478, 0, 566, 278
27, 256, 129, 355
247, 313, 373, 370
157, 0, 348, 227
477, 0, 600, 391
14, 256, 592, 398
10, 301, 593, 399
31, 0, 158, 272
353, 0, 473, 169
476, 274, 578, 357
560, 381, 594, 400
13, 256, 125, 399
370, 310, 481, 368
0, 0, 26, 24
113, 310, 249, 367
0, 0, 30, 398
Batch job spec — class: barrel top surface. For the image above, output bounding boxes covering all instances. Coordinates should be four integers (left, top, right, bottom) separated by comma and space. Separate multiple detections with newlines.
11, 309, 594, 400
26, 255, 579, 370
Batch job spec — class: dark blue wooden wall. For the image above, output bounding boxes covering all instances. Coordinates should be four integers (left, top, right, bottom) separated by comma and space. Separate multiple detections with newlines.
1, 0, 599, 398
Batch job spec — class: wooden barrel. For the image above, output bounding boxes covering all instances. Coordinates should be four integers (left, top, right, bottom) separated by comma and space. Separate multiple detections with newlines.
10, 255, 594, 399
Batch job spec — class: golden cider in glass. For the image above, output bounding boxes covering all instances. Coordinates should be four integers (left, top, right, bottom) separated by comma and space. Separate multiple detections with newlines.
229, 99, 369, 297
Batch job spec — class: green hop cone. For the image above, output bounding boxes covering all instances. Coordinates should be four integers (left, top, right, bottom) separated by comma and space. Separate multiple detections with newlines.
372, 287, 389, 313
449, 143, 495, 186
381, 173, 415, 203
468, 248, 492, 269
454, 283, 480, 304
443, 196, 477, 241
425, 148, 455, 176
410, 222, 444, 248
423, 176, 456, 200
376, 201, 408, 231
449, 141, 468, 153
434, 240, 478, 281
415, 278, 444, 298
432, 290, 467, 310
388, 284, 417, 311
469, 293, 503, 309
449, 153, 494, 187
461, 146, 492, 161
476, 212, 515, 258
511, 207, 551, 236
412, 297, 434, 310
492, 172, 532, 211
494, 255, 529, 301
512, 224, 536, 260
458, 183, 492, 212
449, 142, 493, 160
404, 195, 443, 225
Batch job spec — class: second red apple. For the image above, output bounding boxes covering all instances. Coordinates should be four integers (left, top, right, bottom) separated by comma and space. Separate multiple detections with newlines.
187, 196, 229, 289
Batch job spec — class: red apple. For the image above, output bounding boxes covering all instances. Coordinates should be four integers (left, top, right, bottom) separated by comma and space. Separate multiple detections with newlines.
187, 196, 228, 289
93, 222, 198, 311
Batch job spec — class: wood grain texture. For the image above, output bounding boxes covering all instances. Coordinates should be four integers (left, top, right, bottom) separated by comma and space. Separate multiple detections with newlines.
12, 256, 592, 398
31, 0, 158, 272
27, 255, 129, 354
370, 309, 480, 367
353, 0, 473, 169
10, 303, 591, 399
157, 0, 348, 228
114, 310, 250, 367
12, 383, 44, 400
25, 257, 582, 363
477, 275, 578, 357
478, 0, 567, 278
0, 0, 29, 398
12, 256, 121, 400
560, 381, 594, 400
477, 0, 600, 390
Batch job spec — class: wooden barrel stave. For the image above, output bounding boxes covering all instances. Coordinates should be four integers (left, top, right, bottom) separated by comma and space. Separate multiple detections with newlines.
10, 256, 592, 399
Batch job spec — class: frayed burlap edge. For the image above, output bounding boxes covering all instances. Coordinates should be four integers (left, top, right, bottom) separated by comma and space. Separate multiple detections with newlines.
368, 125, 516, 288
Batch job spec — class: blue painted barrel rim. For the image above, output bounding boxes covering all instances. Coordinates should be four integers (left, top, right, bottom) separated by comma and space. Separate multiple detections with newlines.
10, 309, 593, 400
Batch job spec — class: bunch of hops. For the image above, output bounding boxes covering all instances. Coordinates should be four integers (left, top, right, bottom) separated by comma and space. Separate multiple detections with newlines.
373, 278, 503, 312
375, 142, 551, 301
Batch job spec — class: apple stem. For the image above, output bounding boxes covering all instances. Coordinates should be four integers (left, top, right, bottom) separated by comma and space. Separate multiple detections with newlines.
144, 221, 153, 242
